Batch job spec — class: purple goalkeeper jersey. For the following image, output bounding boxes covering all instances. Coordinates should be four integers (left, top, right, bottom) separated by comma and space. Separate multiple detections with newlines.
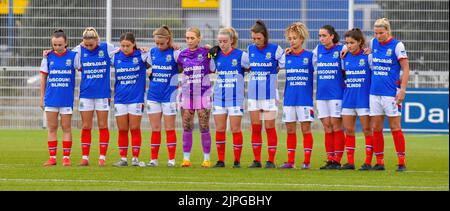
177, 47, 213, 109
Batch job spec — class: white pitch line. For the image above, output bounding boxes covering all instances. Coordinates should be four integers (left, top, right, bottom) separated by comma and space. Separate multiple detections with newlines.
0, 178, 447, 190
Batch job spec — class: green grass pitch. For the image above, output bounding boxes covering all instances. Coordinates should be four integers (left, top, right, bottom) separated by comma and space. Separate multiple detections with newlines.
0, 129, 448, 191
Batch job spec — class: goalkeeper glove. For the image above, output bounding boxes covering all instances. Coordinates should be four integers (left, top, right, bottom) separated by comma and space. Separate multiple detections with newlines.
207, 46, 220, 59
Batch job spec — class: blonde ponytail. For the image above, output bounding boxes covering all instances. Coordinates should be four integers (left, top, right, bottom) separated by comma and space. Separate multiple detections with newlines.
82, 27, 100, 41
219, 27, 239, 48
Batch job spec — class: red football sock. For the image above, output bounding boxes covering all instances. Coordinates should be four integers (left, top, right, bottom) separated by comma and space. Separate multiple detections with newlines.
251, 124, 263, 162
364, 135, 373, 165
373, 131, 385, 165
62, 140, 72, 157
131, 129, 142, 158
232, 132, 243, 162
345, 135, 356, 165
99, 128, 109, 157
287, 133, 297, 164
118, 130, 129, 158
325, 132, 335, 161
166, 130, 177, 160
48, 140, 57, 157
334, 130, 346, 164
303, 133, 313, 165
392, 130, 406, 166
216, 131, 226, 162
151, 131, 161, 160
81, 129, 91, 157
266, 128, 278, 163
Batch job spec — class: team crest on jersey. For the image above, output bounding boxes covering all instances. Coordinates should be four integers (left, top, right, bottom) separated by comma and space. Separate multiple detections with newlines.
232, 59, 238, 67
287, 60, 292, 64
198, 54, 203, 60
386, 49, 392, 57
166, 55, 172, 62
217, 62, 221, 67
265, 52, 272, 60
133, 57, 139, 64
251, 53, 255, 58
359, 59, 365, 66
345, 61, 349, 66
98, 50, 105, 58
84, 53, 88, 57
303, 58, 309, 65
117, 60, 122, 64
319, 54, 323, 58
50, 61, 54, 66
333, 51, 339, 59
65, 59, 72, 66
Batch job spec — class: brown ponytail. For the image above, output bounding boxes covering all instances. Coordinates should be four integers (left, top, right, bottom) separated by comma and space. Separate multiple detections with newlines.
120, 32, 138, 50
251, 20, 269, 45
51, 28, 68, 49
321, 25, 340, 44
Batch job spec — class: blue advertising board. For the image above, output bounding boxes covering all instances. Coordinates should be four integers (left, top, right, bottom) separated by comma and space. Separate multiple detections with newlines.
391, 88, 449, 134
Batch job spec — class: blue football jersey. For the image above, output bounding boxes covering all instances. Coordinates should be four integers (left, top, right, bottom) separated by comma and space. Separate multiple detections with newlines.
113, 50, 148, 104
213, 48, 249, 107
248, 43, 284, 100
283, 49, 314, 107
147, 47, 180, 103
370, 38, 408, 97
78, 42, 113, 99
342, 50, 372, 109
41, 50, 79, 107
314, 44, 345, 100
